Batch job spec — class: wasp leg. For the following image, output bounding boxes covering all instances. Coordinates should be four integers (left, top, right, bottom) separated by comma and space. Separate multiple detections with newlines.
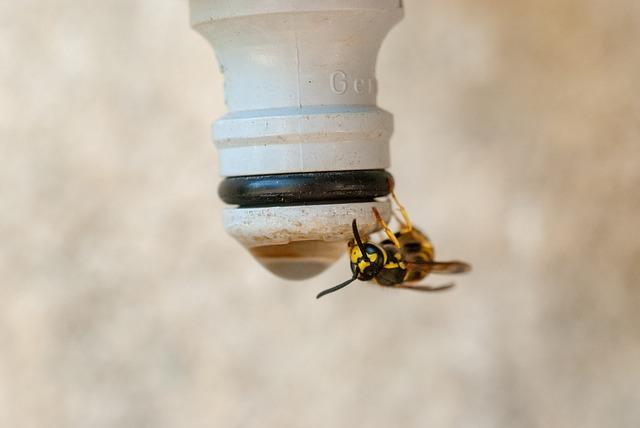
390, 209, 405, 227
390, 189, 413, 232
372, 207, 401, 248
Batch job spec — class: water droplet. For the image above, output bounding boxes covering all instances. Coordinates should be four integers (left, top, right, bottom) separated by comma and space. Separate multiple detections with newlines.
249, 240, 346, 280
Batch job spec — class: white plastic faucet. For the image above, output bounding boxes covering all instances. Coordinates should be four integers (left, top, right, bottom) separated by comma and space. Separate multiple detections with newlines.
190, 0, 403, 279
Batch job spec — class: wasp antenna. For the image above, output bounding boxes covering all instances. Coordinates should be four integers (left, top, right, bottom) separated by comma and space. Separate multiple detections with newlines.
316, 273, 359, 299
351, 219, 369, 261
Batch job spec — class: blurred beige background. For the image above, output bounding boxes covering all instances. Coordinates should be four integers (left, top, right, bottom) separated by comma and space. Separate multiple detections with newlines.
1, 0, 639, 427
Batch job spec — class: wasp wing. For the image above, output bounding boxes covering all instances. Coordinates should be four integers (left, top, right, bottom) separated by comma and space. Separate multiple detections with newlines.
405, 260, 471, 274
395, 283, 455, 292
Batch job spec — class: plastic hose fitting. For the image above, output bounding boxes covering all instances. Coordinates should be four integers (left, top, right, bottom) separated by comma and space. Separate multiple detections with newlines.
190, 0, 403, 279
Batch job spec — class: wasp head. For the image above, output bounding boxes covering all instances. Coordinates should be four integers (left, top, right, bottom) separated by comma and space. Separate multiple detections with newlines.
349, 241, 385, 280
315, 219, 385, 299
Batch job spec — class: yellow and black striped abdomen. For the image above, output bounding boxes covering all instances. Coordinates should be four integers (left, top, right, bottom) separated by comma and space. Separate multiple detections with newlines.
396, 228, 435, 282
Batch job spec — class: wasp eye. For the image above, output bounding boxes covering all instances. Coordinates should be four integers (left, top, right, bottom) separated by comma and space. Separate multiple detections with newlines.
363, 244, 382, 259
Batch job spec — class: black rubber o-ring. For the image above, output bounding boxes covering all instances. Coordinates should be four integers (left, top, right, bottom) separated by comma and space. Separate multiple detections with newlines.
218, 170, 394, 207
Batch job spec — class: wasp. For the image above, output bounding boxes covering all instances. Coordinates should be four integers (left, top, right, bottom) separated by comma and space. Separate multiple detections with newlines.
316, 191, 471, 299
